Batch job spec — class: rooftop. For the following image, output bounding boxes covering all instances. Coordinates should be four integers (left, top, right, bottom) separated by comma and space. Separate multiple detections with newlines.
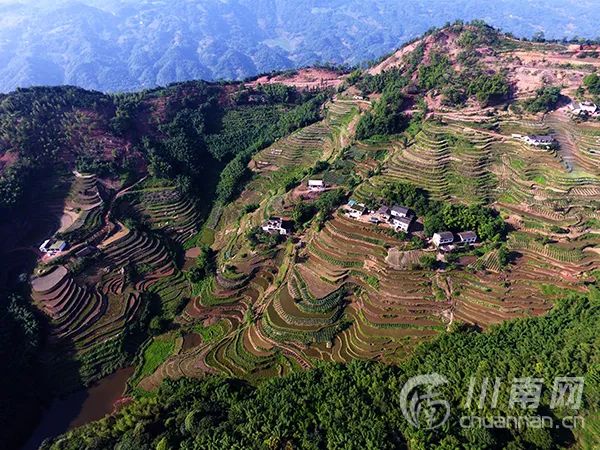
393, 216, 413, 225
391, 205, 410, 215
527, 135, 555, 143
49, 240, 67, 251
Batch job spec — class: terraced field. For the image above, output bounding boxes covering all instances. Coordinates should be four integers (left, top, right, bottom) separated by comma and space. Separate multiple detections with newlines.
57, 173, 106, 244
25, 171, 202, 389
352, 121, 498, 204
25, 84, 600, 395
116, 181, 202, 244
122, 93, 600, 390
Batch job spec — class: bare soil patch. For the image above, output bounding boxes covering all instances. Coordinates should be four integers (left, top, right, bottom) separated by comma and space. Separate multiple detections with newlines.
247, 68, 345, 90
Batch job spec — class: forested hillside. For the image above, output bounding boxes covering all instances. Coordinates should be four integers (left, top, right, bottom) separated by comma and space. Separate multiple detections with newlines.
1, 0, 600, 92
0, 80, 330, 449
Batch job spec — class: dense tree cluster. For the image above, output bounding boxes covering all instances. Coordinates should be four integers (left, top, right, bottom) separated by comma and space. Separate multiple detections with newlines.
524, 86, 562, 113
188, 246, 216, 283
246, 226, 283, 250
356, 82, 408, 140
0, 294, 43, 449
382, 182, 506, 240
350, 25, 509, 133
215, 91, 329, 203
292, 188, 346, 227
0, 86, 109, 213
456, 21, 501, 48
418, 52, 509, 107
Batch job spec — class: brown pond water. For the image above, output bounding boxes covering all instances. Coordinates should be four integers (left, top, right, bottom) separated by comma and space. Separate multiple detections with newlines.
23, 366, 134, 450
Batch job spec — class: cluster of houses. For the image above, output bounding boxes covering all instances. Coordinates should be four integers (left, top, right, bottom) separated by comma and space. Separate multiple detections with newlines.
346, 200, 415, 233
568, 101, 598, 118
375, 204, 415, 232
344, 200, 478, 250
39, 238, 68, 256
258, 176, 480, 255
260, 180, 328, 237
512, 134, 558, 148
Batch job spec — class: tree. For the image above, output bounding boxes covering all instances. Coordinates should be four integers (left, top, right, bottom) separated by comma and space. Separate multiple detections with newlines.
315, 189, 345, 217
356, 81, 408, 139
292, 202, 317, 226
188, 246, 215, 282
524, 86, 562, 113
532, 31, 546, 42
583, 73, 600, 95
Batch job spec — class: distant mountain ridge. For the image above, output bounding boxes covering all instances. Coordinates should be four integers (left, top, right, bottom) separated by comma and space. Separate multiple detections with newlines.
1, 0, 600, 93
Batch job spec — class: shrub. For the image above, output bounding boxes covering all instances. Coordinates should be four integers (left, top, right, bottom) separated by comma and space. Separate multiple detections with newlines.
420, 254, 438, 270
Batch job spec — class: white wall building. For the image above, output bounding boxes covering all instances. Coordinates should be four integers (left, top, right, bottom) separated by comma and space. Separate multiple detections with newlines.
262, 217, 292, 235
569, 101, 598, 116
392, 216, 413, 232
432, 232, 454, 247
308, 179, 326, 191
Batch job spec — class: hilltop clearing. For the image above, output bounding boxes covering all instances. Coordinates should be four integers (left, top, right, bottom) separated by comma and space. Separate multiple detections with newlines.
247, 67, 346, 91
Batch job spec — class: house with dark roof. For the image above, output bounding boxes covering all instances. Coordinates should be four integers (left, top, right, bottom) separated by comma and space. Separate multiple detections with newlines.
391, 205, 410, 218
569, 101, 598, 116
376, 205, 392, 221
523, 135, 556, 147
392, 216, 413, 232
346, 200, 367, 219
432, 232, 454, 247
457, 231, 477, 244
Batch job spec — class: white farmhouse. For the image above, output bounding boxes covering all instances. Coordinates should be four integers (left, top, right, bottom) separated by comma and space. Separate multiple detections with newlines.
432, 232, 454, 247
39, 239, 68, 255
390, 205, 410, 218
346, 200, 367, 219
262, 217, 292, 236
308, 179, 326, 191
522, 135, 556, 147
392, 216, 413, 233
569, 101, 598, 116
